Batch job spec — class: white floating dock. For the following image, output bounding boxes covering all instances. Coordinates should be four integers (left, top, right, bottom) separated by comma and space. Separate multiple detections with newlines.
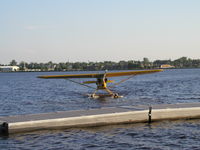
1, 103, 200, 135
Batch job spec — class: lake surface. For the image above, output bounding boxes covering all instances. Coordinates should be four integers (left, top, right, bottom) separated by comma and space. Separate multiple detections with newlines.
1, 69, 200, 149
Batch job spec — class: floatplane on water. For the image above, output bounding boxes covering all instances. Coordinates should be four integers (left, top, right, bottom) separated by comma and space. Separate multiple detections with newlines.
38, 69, 163, 98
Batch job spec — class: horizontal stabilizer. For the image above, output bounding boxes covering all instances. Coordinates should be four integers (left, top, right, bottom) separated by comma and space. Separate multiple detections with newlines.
107, 80, 114, 83
83, 81, 96, 84
83, 80, 114, 84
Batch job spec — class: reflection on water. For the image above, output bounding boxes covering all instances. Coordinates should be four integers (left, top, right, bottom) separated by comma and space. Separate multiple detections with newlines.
1, 69, 200, 149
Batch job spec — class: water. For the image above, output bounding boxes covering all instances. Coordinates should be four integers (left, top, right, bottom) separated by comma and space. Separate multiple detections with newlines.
1, 69, 200, 149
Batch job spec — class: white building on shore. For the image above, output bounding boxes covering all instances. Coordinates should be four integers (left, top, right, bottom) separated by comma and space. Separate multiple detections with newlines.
160, 64, 175, 69
0, 66, 20, 72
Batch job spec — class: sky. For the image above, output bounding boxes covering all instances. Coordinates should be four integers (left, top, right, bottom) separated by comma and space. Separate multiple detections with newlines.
1, 0, 200, 64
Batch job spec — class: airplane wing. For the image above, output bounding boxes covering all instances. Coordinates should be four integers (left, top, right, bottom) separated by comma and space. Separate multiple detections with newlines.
38, 69, 163, 79
38, 73, 100, 79
105, 69, 163, 77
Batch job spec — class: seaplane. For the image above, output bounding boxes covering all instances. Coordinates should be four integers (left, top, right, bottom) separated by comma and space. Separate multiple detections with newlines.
38, 69, 163, 98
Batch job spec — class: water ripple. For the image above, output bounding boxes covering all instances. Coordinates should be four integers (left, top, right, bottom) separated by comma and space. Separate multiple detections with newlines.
1, 69, 200, 149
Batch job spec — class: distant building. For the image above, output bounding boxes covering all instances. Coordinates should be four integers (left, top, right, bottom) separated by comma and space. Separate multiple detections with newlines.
0, 66, 20, 72
160, 64, 175, 69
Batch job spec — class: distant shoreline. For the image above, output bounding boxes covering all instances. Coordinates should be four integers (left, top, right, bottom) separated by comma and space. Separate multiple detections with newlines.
1, 68, 200, 73
1, 57, 200, 72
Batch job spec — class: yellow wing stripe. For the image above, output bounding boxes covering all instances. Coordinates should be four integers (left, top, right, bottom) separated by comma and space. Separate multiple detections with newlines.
38, 69, 163, 79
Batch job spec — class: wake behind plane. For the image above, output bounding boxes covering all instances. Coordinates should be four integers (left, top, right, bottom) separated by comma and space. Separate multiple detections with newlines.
38, 69, 163, 98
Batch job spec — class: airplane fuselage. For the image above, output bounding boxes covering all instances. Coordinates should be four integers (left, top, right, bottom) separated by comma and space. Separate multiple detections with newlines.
96, 78, 107, 89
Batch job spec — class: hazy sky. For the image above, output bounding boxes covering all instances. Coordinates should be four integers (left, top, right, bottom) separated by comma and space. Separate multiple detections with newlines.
1, 0, 200, 64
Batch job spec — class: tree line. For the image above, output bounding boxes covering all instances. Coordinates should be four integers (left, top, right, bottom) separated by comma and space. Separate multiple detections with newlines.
2, 57, 200, 71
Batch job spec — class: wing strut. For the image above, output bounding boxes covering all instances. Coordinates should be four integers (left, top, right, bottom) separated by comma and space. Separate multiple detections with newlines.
65, 79, 96, 89
108, 75, 136, 88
